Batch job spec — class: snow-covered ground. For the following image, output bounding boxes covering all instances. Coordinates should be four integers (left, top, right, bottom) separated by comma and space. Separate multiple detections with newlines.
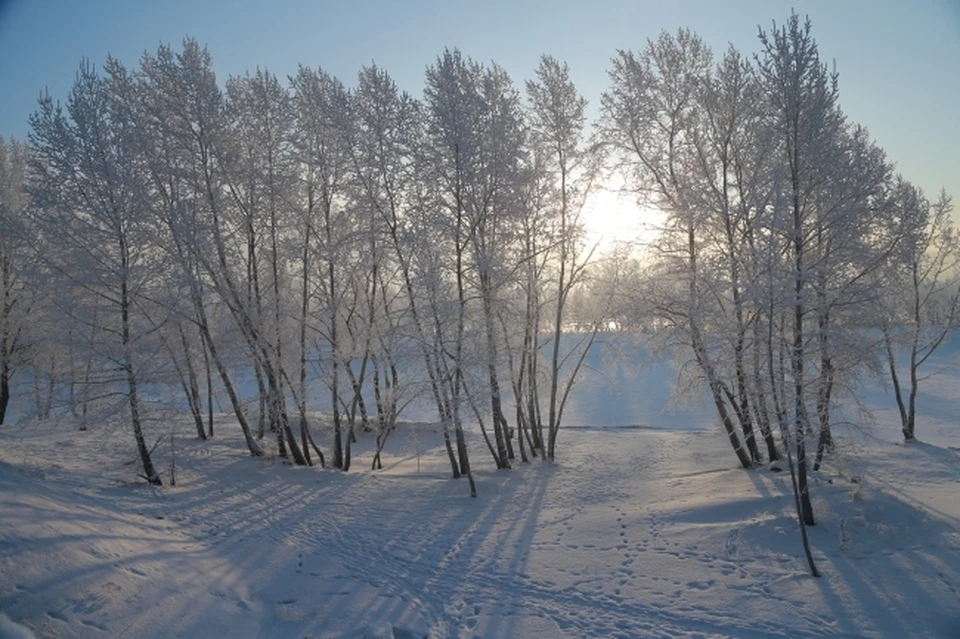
1, 345, 959, 638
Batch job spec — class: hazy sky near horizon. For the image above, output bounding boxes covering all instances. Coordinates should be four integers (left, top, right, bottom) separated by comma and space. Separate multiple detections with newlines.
1, 0, 958, 203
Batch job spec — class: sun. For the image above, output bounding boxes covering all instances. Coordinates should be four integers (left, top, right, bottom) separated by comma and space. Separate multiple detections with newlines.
581, 183, 664, 251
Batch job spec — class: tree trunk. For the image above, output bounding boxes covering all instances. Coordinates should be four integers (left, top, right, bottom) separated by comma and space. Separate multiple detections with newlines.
0, 257, 12, 426
121, 268, 161, 485
791, 146, 815, 525
0, 361, 10, 426
793, 282, 815, 525
330, 326, 343, 468
384, 215, 460, 479
299, 220, 312, 464
305, 426, 325, 467
474, 270, 510, 468
253, 358, 267, 438
752, 322, 780, 461
687, 213, 750, 469
881, 325, 909, 436
127, 369, 160, 485
442, 424, 460, 478
343, 421, 354, 472
266, 368, 306, 466
199, 316, 262, 456
200, 326, 215, 438
794, 322, 815, 526
734, 336, 761, 463
766, 296, 819, 577
904, 316, 921, 441
812, 278, 834, 470
332, 374, 343, 468
175, 325, 206, 440
452, 376, 476, 496
546, 283, 565, 461
515, 398, 529, 462
813, 352, 834, 471
710, 380, 753, 469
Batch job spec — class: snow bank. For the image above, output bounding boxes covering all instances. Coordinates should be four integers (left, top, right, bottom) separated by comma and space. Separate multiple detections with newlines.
0, 613, 35, 639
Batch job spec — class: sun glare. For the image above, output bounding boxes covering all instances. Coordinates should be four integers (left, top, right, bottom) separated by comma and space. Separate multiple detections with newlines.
582, 185, 664, 251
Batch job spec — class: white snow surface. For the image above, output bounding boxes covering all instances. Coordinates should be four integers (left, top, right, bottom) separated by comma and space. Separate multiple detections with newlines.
0, 612, 35, 639
1, 346, 960, 638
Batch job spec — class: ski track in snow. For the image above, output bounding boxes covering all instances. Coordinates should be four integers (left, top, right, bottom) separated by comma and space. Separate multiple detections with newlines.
1, 411, 959, 637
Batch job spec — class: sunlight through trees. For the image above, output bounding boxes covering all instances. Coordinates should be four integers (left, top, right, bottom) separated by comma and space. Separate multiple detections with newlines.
2, 14, 957, 527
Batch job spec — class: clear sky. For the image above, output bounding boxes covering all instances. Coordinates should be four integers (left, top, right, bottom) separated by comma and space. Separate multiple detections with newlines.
1, 0, 958, 205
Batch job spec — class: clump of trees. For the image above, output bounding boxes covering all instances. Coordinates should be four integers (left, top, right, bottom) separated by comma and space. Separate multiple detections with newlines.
2, 41, 605, 492
0, 14, 955, 514
599, 14, 958, 476
596, 14, 957, 573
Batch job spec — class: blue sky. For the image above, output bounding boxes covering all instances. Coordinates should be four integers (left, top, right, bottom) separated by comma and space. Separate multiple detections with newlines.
1, 0, 957, 203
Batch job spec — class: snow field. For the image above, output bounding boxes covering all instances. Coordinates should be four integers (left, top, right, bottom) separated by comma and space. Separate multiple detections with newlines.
1, 413, 958, 638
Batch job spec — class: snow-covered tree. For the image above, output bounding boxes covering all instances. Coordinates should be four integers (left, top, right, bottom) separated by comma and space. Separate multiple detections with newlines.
27, 59, 165, 483
0, 136, 31, 425
223, 67, 308, 465
288, 65, 353, 468
601, 29, 755, 469
526, 54, 599, 460
136, 38, 264, 456
757, 12, 844, 524
879, 184, 959, 441
345, 64, 423, 471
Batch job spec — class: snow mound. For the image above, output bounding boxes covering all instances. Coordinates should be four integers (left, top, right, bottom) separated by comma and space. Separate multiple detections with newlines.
0, 613, 35, 639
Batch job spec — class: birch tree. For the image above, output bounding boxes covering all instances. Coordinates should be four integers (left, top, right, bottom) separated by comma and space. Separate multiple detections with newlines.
688, 46, 774, 462
424, 49, 519, 472
880, 184, 959, 441
526, 55, 598, 460
348, 62, 475, 493
805, 123, 893, 470
136, 39, 263, 456
601, 29, 754, 468
223, 68, 308, 465
289, 65, 352, 468
0, 137, 31, 425
757, 12, 843, 525
28, 59, 163, 484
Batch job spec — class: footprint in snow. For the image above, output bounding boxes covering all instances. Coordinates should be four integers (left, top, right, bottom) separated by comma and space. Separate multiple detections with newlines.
686, 579, 716, 590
